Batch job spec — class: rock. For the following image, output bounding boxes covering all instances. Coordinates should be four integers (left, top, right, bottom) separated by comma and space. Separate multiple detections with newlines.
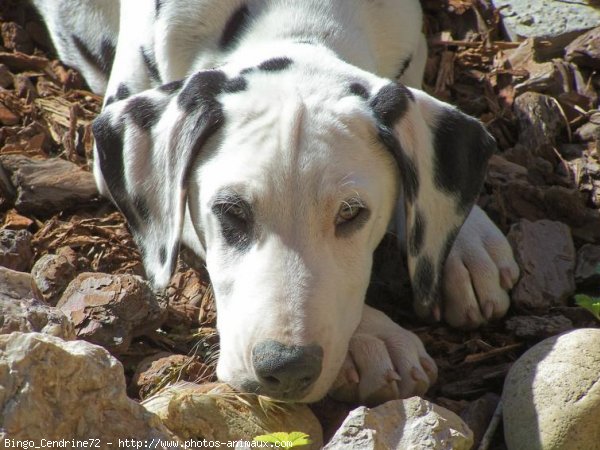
505, 314, 573, 340
14, 73, 38, 101
322, 397, 473, 450
131, 352, 215, 399
574, 113, 600, 142
507, 220, 576, 313
57, 273, 167, 354
0, 103, 19, 126
491, 0, 600, 47
566, 26, 600, 70
0, 266, 74, 339
513, 92, 564, 161
0, 332, 180, 446
1, 22, 34, 54
460, 393, 500, 450
0, 228, 33, 271
503, 328, 600, 450
0, 154, 99, 217
144, 382, 322, 448
575, 244, 600, 289
31, 253, 77, 305
0, 63, 12, 88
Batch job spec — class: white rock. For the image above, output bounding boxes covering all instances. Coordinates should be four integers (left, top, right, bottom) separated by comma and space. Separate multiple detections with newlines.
503, 328, 600, 450
323, 397, 473, 450
144, 382, 323, 449
0, 332, 180, 447
491, 0, 600, 46
0, 266, 74, 339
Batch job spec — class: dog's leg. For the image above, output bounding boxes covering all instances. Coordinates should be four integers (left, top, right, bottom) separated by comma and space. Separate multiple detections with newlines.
329, 304, 437, 406
442, 205, 519, 328
31, 0, 119, 94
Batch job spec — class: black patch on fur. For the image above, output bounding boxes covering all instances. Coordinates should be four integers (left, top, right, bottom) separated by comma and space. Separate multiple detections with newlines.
223, 76, 247, 93
105, 96, 116, 106
258, 57, 293, 72
220, 5, 250, 50
72, 35, 115, 76
141, 46, 161, 82
433, 108, 495, 211
159, 245, 167, 265
408, 210, 425, 257
159, 79, 184, 94
133, 196, 152, 223
370, 83, 413, 128
349, 83, 369, 100
240, 67, 254, 75
155, 0, 164, 17
412, 256, 435, 304
116, 84, 131, 100
396, 55, 413, 79
125, 96, 160, 130
376, 126, 419, 203
178, 70, 227, 113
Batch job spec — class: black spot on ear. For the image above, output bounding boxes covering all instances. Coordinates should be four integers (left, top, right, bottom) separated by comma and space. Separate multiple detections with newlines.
223, 76, 247, 93
376, 126, 419, 203
116, 84, 130, 100
159, 245, 167, 265
220, 5, 250, 49
349, 83, 369, 100
395, 55, 413, 79
258, 57, 292, 72
105, 95, 116, 106
100, 39, 116, 74
370, 83, 413, 128
178, 70, 227, 113
133, 196, 151, 223
141, 46, 161, 83
72, 35, 115, 76
433, 108, 495, 211
159, 79, 183, 93
125, 96, 160, 130
408, 209, 425, 257
412, 256, 435, 304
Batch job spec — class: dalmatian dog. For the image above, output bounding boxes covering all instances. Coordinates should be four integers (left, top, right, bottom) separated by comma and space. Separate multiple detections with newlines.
33, 0, 519, 404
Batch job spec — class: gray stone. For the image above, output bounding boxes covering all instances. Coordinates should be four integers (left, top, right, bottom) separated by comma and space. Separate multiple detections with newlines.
57, 273, 167, 354
31, 253, 77, 305
574, 113, 600, 142
566, 26, 600, 70
491, 0, 600, 47
322, 397, 473, 450
503, 328, 600, 450
0, 332, 180, 447
0, 229, 33, 271
507, 220, 576, 313
0, 266, 74, 340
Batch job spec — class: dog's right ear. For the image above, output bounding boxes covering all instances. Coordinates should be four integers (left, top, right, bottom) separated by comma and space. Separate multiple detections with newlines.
92, 71, 231, 288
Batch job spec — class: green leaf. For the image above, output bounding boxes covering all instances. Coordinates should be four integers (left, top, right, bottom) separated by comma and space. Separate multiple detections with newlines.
253, 432, 312, 448
575, 294, 600, 321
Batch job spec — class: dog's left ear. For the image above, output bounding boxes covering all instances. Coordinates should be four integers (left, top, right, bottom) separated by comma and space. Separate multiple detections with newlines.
370, 83, 495, 319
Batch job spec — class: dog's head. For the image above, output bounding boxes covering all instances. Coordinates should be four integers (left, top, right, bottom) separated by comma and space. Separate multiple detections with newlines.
92, 45, 494, 402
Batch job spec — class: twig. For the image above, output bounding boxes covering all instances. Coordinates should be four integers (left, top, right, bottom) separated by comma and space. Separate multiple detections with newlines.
477, 399, 503, 450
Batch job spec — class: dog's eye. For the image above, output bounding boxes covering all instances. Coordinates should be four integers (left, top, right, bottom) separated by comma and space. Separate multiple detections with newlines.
336, 199, 364, 225
211, 198, 253, 250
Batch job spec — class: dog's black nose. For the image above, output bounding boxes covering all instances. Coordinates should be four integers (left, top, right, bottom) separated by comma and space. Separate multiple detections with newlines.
251, 340, 323, 399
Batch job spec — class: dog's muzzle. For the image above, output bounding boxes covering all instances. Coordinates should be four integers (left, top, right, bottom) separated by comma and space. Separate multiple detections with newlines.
243, 339, 324, 401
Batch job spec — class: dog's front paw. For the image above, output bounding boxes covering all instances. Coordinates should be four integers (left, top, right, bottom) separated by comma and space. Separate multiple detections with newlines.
328, 305, 437, 406
443, 206, 520, 328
